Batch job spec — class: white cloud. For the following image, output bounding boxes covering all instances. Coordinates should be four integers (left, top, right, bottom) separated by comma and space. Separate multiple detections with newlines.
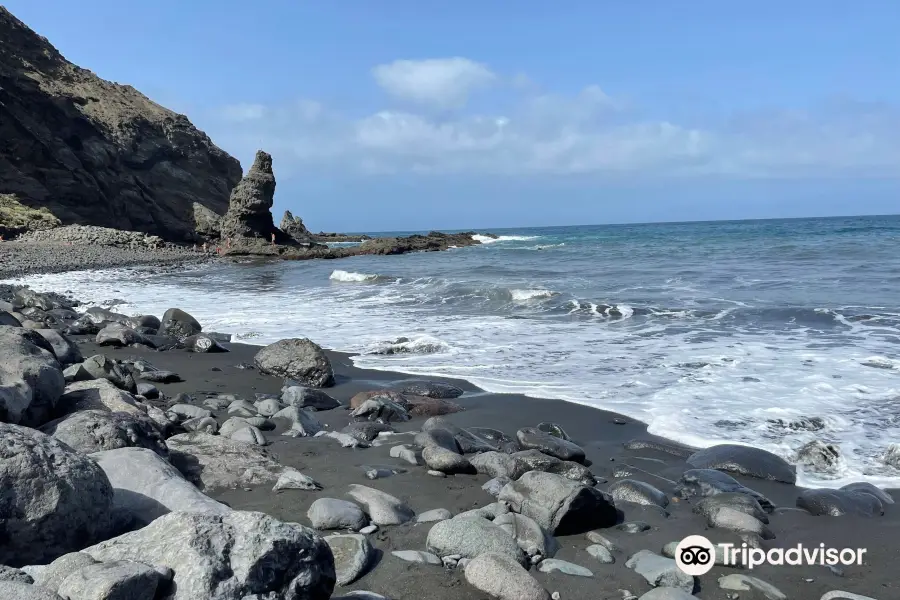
371, 58, 496, 110
218, 103, 267, 122
205, 69, 900, 179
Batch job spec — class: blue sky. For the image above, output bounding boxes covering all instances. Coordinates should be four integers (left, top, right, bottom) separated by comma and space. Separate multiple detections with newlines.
7, 1, 900, 231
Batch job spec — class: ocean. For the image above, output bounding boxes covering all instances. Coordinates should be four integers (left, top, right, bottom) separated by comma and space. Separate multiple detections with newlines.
13, 215, 900, 488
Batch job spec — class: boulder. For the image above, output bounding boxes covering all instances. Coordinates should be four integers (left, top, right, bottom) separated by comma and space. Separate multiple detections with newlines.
469, 427, 522, 453
686, 444, 797, 484
423, 445, 476, 474
511, 449, 596, 485
427, 517, 527, 564
536, 559, 593, 577
608, 479, 670, 508
255, 397, 283, 417
30, 552, 98, 591
0, 424, 114, 566
718, 574, 787, 600
422, 416, 496, 453
254, 338, 335, 387
405, 394, 463, 417
81, 355, 136, 392
55, 379, 143, 417
397, 380, 464, 399
326, 534, 373, 586
282, 385, 341, 411
82, 511, 336, 600
159, 308, 202, 340
56, 559, 169, 600
795, 440, 842, 474
183, 333, 228, 353
493, 513, 559, 559
797, 489, 884, 517
230, 425, 268, 446
342, 421, 393, 444
417, 508, 452, 523
0, 582, 65, 599
0, 565, 32, 584
166, 432, 288, 490
0, 325, 65, 426
40, 409, 167, 456
705, 505, 774, 539
346, 485, 415, 525
841, 482, 895, 505
693, 493, 770, 524
498, 471, 617, 535
0, 311, 22, 327
169, 403, 212, 421
469, 451, 527, 480
516, 427, 586, 463
90, 447, 229, 526
350, 397, 410, 423
415, 428, 460, 453
308, 498, 369, 531
463, 552, 549, 600
96, 322, 147, 347
676, 469, 775, 513
272, 405, 323, 437
273, 468, 322, 491
138, 369, 181, 383
34, 329, 82, 366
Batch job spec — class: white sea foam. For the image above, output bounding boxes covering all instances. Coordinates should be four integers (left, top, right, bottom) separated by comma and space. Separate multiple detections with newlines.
472, 234, 541, 244
510, 289, 556, 302
10, 263, 900, 490
329, 270, 379, 282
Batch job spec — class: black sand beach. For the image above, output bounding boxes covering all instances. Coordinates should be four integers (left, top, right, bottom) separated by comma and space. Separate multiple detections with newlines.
69, 334, 900, 600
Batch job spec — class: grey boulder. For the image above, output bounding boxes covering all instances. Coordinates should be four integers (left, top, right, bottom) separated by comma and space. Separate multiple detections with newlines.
55, 379, 143, 417
283, 385, 341, 410
57, 559, 169, 600
254, 338, 335, 387
0, 325, 65, 426
397, 380, 463, 399
427, 517, 527, 565
609, 479, 670, 508
159, 308, 202, 340
326, 534, 373, 586
498, 471, 617, 534
493, 513, 559, 559
0, 582, 64, 599
422, 445, 476, 474
40, 409, 167, 456
90, 447, 229, 526
625, 550, 695, 594
797, 488, 884, 517
96, 323, 147, 347
82, 510, 336, 600
166, 432, 288, 490
463, 552, 549, 600
470, 451, 528, 480
676, 469, 775, 513
511, 449, 596, 485
346, 484, 415, 525
183, 333, 228, 353
0, 423, 114, 566
80, 355, 137, 392
686, 444, 797, 484
34, 329, 82, 366
516, 427, 586, 463
308, 498, 369, 531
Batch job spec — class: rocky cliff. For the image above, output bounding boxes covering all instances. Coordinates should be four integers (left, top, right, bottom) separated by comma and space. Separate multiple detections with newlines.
0, 7, 242, 241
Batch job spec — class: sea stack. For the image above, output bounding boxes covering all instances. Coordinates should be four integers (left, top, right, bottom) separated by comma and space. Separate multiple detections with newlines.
220, 150, 287, 243
280, 210, 314, 244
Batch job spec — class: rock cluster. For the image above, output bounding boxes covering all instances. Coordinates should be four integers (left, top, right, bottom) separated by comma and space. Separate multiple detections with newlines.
16, 225, 167, 249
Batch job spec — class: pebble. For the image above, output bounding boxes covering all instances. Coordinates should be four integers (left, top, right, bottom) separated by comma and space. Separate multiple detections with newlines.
616, 521, 651, 533
586, 544, 615, 564
537, 559, 594, 577
392, 550, 442, 566
427, 469, 447, 477
359, 525, 378, 535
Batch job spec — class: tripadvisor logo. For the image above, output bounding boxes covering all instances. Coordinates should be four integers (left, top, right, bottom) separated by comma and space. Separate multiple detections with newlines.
675, 535, 868, 575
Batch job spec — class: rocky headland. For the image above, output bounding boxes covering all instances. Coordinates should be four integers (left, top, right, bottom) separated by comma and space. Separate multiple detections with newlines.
0, 283, 894, 600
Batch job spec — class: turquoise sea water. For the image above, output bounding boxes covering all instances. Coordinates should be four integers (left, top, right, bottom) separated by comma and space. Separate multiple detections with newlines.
14, 215, 900, 487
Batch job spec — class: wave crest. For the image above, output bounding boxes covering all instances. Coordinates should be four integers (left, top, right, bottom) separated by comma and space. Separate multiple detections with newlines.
330, 270, 380, 283
367, 335, 450, 355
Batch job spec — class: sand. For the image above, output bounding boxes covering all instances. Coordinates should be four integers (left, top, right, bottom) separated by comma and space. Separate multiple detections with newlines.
68, 336, 898, 600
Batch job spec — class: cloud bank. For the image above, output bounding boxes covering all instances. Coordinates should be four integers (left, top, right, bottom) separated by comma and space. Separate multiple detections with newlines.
208, 58, 900, 179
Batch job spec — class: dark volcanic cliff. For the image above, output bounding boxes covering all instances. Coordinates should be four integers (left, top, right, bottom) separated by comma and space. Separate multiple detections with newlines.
0, 7, 242, 241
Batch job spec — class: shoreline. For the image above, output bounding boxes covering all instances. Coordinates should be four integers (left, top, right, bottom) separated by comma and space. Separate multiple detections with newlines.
76, 336, 900, 599
2, 283, 897, 598
5, 258, 899, 491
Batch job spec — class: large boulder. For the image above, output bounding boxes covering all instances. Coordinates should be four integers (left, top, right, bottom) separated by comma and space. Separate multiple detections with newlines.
254, 338, 335, 387
166, 431, 288, 490
159, 308, 202, 340
56, 559, 170, 600
426, 517, 527, 565
464, 553, 549, 600
90, 447, 229, 526
95, 322, 147, 347
0, 325, 65, 426
82, 511, 336, 600
0, 582, 64, 599
797, 489, 885, 517
676, 469, 775, 513
40, 409, 166, 456
55, 379, 143, 417
33, 329, 82, 366
80, 355, 137, 392
0, 423, 114, 566
686, 444, 797, 484
498, 471, 618, 535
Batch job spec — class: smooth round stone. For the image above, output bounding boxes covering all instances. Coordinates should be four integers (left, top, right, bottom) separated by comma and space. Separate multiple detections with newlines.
326, 534, 373, 586
417, 508, 452, 523
516, 427, 586, 463
392, 550, 442, 566
536, 559, 593, 577
586, 544, 615, 564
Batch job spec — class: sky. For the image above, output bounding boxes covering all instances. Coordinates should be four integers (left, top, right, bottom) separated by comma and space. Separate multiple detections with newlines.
6, 1, 900, 231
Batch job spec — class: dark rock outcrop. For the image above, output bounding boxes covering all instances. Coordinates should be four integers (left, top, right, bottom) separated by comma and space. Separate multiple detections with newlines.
220, 151, 290, 245
0, 7, 242, 241
280, 210, 314, 243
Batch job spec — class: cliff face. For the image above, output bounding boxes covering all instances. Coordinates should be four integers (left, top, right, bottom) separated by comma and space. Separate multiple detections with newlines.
0, 7, 242, 241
